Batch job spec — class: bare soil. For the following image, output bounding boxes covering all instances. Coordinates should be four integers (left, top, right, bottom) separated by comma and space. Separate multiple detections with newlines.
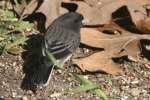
0, 46, 150, 100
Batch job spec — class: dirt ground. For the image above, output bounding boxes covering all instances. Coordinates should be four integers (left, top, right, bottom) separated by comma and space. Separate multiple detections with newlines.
0, 0, 150, 100
0, 46, 150, 100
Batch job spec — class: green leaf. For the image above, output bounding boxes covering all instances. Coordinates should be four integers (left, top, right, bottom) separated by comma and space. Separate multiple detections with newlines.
5, 36, 28, 50
66, 84, 99, 93
0, 21, 14, 33
0, 46, 5, 55
14, 21, 33, 32
7, 46, 25, 54
3, 9, 16, 18
0, 37, 5, 41
94, 89, 109, 100
70, 74, 109, 100
73, 74, 92, 85
0, 9, 33, 55
46, 50, 62, 69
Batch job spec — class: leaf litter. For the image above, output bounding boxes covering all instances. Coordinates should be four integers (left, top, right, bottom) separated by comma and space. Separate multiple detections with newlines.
74, 27, 150, 75
0, 0, 150, 99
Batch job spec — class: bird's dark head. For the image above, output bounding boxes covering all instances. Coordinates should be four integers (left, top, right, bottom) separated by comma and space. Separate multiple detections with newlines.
55, 12, 84, 32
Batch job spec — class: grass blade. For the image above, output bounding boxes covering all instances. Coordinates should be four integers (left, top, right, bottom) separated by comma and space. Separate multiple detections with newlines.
46, 50, 62, 69
66, 84, 99, 93
71, 74, 109, 100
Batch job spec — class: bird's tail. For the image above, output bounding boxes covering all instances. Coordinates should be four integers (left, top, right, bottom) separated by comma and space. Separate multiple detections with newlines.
30, 57, 54, 86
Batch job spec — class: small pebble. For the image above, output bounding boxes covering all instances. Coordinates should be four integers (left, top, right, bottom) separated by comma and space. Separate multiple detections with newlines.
12, 92, 17, 98
12, 62, 16, 67
27, 90, 33, 95
130, 88, 141, 96
83, 75, 89, 79
50, 92, 62, 98
131, 80, 139, 84
0, 62, 5, 67
22, 96, 28, 100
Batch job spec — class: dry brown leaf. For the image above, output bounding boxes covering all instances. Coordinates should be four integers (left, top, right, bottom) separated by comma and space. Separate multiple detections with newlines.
136, 18, 150, 33
60, 0, 150, 26
98, 0, 149, 25
75, 27, 150, 75
84, 0, 101, 6
74, 51, 122, 75
14, 0, 60, 28
81, 28, 150, 60
13, 0, 27, 16
21, 0, 38, 17
36, 0, 60, 28
60, 0, 103, 25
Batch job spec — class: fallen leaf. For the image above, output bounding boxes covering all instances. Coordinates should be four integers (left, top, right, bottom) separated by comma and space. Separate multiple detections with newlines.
60, 0, 150, 26
74, 51, 122, 75
75, 27, 150, 75
21, 0, 38, 17
13, 0, 27, 16
136, 17, 150, 33
60, 0, 103, 25
81, 28, 150, 59
14, 0, 60, 29
36, 0, 60, 28
84, 0, 101, 7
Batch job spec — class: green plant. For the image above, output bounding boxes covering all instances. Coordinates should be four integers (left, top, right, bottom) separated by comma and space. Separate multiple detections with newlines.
0, 9, 33, 55
46, 50, 109, 100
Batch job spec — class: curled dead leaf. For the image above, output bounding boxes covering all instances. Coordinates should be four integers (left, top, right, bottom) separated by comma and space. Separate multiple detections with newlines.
81, 28, 150, 60
14, 0, 60, 29
61, 0, 150, 26
136, 18, 150, 33
21, 0, 38, 17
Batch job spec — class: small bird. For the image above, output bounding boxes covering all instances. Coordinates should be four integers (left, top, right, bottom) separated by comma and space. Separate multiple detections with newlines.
31, 12, 83, 86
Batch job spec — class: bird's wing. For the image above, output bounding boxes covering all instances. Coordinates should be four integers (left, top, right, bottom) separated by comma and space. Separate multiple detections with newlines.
43, 26, 80, 59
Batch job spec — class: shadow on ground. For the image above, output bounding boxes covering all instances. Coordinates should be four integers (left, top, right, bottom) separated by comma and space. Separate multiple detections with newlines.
21, 34, 44, 92
20, 2, 80, 92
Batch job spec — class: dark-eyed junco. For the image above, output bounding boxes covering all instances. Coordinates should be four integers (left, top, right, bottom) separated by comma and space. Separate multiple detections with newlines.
31, 12, 83, 86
